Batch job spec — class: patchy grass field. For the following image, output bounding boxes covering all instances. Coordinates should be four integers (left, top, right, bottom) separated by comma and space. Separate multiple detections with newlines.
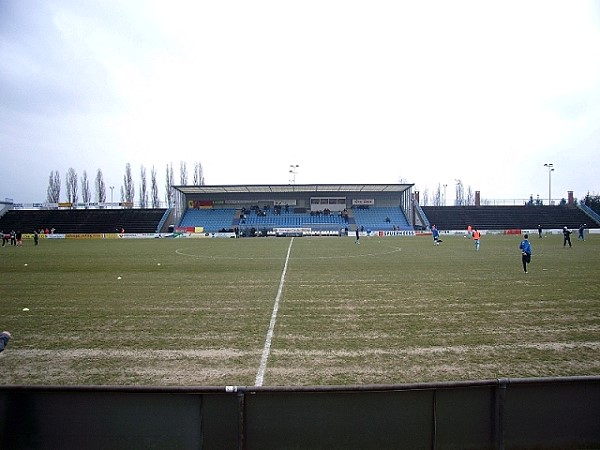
1, 233, 598, 386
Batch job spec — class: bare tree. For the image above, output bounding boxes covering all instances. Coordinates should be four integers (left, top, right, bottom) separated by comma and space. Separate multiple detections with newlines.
422, 188, 429, 206
66, 168, 78, 203
433, 184, 443, 206
139, 165, 148, 208
466, 186, 475, 205
180, 161, 188, 185
165, 163, 174, 207
95, 169, 106, 203
81, 170, 91, 204
123, 163, 134, 204
454, 179, 465, 206
193, 162, 205, 186
151, 166, 160, 208
46, 170, 61, 203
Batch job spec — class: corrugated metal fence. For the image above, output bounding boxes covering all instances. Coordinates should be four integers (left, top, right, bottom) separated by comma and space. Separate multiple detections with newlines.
1, 376, 599, 449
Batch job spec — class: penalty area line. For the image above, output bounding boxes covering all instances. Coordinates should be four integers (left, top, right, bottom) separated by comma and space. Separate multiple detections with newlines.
255, 237, 294, 387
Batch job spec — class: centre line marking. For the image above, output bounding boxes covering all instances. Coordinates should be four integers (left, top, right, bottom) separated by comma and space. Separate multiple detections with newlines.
255, 237, 294, 386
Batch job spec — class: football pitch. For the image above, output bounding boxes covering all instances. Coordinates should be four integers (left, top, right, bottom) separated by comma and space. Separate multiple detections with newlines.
1, 233, 598, 386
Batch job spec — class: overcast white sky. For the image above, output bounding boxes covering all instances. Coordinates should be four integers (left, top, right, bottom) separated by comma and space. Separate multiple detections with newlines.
1, 1, 599, 205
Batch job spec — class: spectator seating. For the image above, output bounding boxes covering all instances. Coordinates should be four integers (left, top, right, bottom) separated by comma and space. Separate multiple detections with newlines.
0, 208, 168, 234
178, 209, 237, 232
421, 206, 598, 231
240, 210, 348, 232
178, 207, 414, 233
352, 206, 411, 231
2, 205, 594, 236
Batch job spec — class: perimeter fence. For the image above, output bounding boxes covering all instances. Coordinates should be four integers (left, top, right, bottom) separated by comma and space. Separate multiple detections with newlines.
1, 376, 599, 449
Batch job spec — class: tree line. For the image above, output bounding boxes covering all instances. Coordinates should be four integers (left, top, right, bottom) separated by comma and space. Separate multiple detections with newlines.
583, 193, 600, 214
418, 180, 476, 206
46, 162, 204, 208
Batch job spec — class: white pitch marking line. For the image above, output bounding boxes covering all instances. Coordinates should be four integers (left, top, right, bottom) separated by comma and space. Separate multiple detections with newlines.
255, 237, 294, 387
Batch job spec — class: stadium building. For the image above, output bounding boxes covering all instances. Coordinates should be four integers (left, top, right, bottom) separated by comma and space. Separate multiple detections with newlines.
173, 183, 420, 237
1, 184, 597, 238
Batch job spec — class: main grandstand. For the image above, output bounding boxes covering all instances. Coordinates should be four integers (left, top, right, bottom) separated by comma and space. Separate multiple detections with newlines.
173, 183, 417, 236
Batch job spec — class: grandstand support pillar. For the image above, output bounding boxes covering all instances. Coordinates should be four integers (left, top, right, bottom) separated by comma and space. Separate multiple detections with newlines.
173, 190, 184, 226
402, 189, 413, 227
411, 192, 418, 228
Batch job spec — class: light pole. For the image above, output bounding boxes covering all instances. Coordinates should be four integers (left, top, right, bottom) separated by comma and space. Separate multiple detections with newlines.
543, 163, 554, 205
289, 164, 299, 184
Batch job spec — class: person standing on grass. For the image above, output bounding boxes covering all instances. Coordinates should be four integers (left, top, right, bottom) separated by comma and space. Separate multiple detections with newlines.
563, 226, 572, 247
578, 224, 585, 241
431, 224, 441, 245
519, 233, 532, 273
472, 228, 481, 251
538, 224, 543, 238
355, 227, 360, 245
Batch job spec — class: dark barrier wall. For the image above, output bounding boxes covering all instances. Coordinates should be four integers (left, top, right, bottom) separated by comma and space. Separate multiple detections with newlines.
1, 377, 599, 449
